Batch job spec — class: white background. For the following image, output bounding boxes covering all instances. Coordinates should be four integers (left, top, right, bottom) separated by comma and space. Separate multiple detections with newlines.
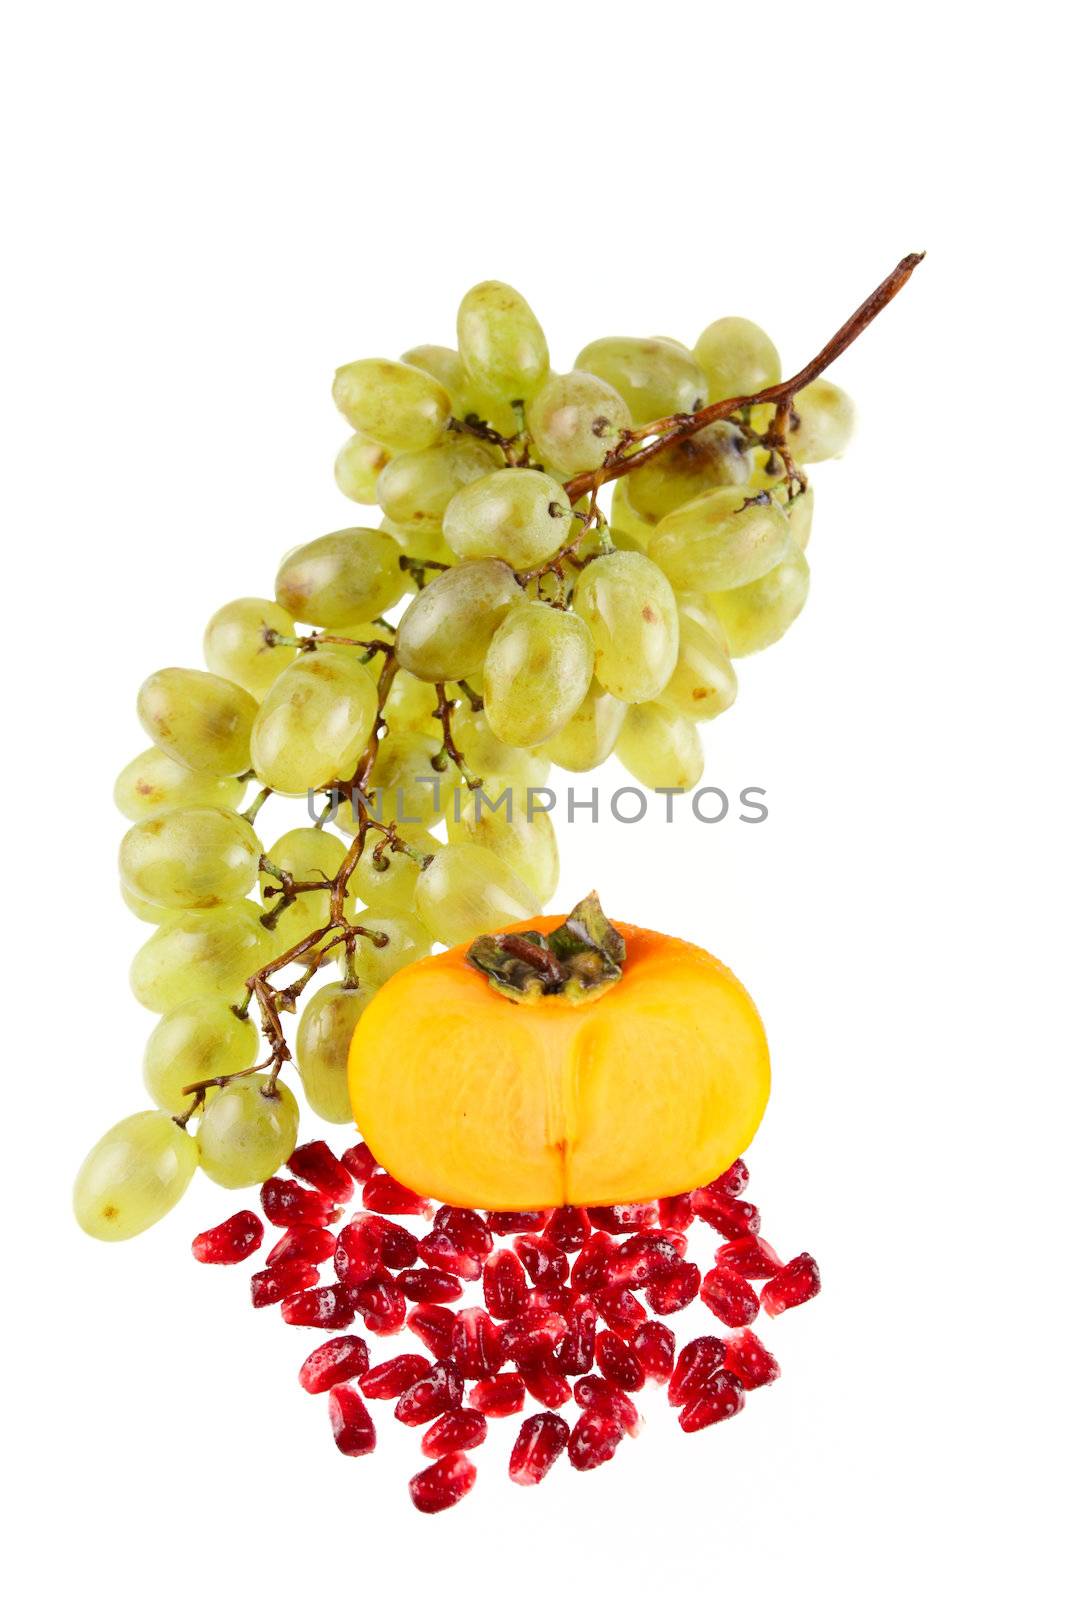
3, 4, 1064, 1595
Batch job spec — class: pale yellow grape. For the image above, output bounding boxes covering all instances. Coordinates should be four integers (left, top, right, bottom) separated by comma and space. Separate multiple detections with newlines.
73, 1111, 199, 1241
376, 437, 499, 528
484, 601, 594, 747
130, 901, 269, 1012
443, 469, 571, 568
203, 597, 298, 699
787, 485, 814, 552
197, 1075, 299, 1188
707, 539, 810, 656
335, 434, 392, 504
457, 281, 549, 404
659, 608, 738, 722
414, 842, 542, 946
364, 729, 454, 826
137, 668, 258, 777
608, 477, 656, 552
332, 358, 451, 452
572, 550, 679, 703
401, 343, 471, 410
626, 421, 752, 522
258, 826, 346, 949
693, 316, 781, 402
347, 912, 433, 986
114, 747, 246, 822
250, 652, 379, 795
384, 671, 440, 736
394, 559, 521, 682
447, 783, 559, 903
120, 805, 261, 911
297, 983, 376, 1123
275, 528, 405, 628
122, 883, 172, 924
449, 703, 551, 789
538, 682, 627, 772
527, 371, 632, 478
346, 821, 437, 914
650, 485, 792, 592
787, 379, 855, 462
387, 520, 455, 572
616, 702, 705, 792
575, 336, 705, 424
143, 997, 258, 1115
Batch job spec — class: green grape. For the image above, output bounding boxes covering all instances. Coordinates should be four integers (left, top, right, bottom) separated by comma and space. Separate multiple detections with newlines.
706, 539, 810, 656
251, 652, 379, 795
122, 882, 172, 924
137, 668, 258, 778
693, 316, 781, 403
457, 281, 549, 405
387, 520, 455, 572
626, 421, 752, 522
443, 469, 572, 568
449, 702, 551, 789
483, 601, 594, 747
197, 1074, 299, 1188
259, 826, 346, 949
659, 606, 738, 722
275, 528, 405, 628
787, 485, 814, 552
364, 729, 454, 826
335, 433, 392, 504
73, 1111, 199, 1241
203, 597, 298, 700
538, 682, 626, 772
401, 343, 470, 410
120, 805, 261, 911
447, 783, 558, 902
130, 901, 269, 1012
615, 702, 705, 792
346, 821, 437, 914
296, 982, 375, 1123
414, 842, 542, 947
572, 550, 679, 703
332, 358, 451, 452
527, 371, 631, 478
143, 997, 258, 1115
649, 485, 792, 592
384, 670, 440, 736
608, 477, 657, 552
574, 336, 705, 424
347, 911, 433, 985
394, 559, 521, 682
787, 379, 855, 462
376, 437, 499, 528
114, 747, 246, 822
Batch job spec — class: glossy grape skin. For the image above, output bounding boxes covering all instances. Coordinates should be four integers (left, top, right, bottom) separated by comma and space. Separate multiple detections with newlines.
706, 539, 810, 656
449, 704, 550, 790
130, 901, 269, 1012
394, 560, 521, 682
383, 671, 440, 737
649, 485, 792, 593
527, 371, 631, 478
443, 469, 571, 568
250, 652, 379, 796
574, 336, 705, 424
332, 358, 452, 452
659, 607, 738, 722
346, 821, 437, 914
787, 486, 814, 552
361, 730, 452, 828
120, 806, 261, 911
626, 421, 752, 523
258, 826, 346, 950
376, 437, 500, 529
274, 528, 405, 628
197, 1075, 300, 1189
137, 668, 258, 778
347, 911, 433, 987
483, 601, 594, 747
538, 682, 627, 772
335, 434, 392, 504
203, 597, 298, 700
457, 281, 549, 405
413, 842, 542, 946
447, 784, 559, 902
693, 316, 781, 403
615, 702, 705, 792
572, 550, 679, 703
296, 983, 376, 1123
143, 997, 259, 1115
73, 1112, 199, 1241
608, 476, 657, 552
122, 883, 173, 924
787, 379, 855, 462
114, 747, 246, 822
401, 344, 471, 409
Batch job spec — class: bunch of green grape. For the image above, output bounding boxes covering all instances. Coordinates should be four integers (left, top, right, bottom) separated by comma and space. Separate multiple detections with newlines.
74, 280, 854, 1242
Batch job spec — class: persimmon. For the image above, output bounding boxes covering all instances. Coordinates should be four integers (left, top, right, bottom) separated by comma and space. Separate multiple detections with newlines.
348, 894, 770, 1208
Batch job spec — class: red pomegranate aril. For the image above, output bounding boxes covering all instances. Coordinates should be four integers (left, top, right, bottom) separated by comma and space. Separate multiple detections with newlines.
397, 1267, 463, 1304
596, 1329, 645, 1391
710, 1157, 749, 1197
595, 1286, 647, 1336
586, 1202, 658, 1234
346, 1213, 419, 1269
574, 1373, 641, 1436
668, 1335, 727, 1406
486, 1209, 545, 1234
611, 1233, 680, 1287
436, 1206, 493, 1259
361, 1172, 432, 1217
519, 1357, 572, 1409
250, 1261, 319, 1308
192, 1210, 263, 1264
395, 1359, 464, 1425
509, 1412, 570, 1485
282, 1285, 356, 1329
351, 1274, 406, 1334
723, 1329, 781, 1390
499, 1308, 568, 1364
360, 1352, 431, 1400
287, 1141, 355, 1203
677, 1370, 745, 1432
418, 1229, 483, 1282
568, 1408, 624, 1471
328, 1383, 376, 1457
645, 1260, 702, 1315
557, 1295, 597, 1375
299, 1335, 369, 1394
691, 1187, 761, 1239
334, 1221, 383, 1287
761, 1253, 821, 1316
451, 1307, 502, 1379
572, 1231, 617, 1290
422, 1407, 488, 1459
267, 1226, 337, 1268
531, 1285, 576, 1314
543, 1206, 590, 1253
470, 1372, 526, 1417
261, 1177, 333, 1230
407, 1304, 457, 1360
409, 1451, 476, 1514
714, 1234, 783, 1279
700, 1267, 760, 1327
632, 1320, 676, 1383
658, 1193, 694, 1232
341, 1141, 379, 1183
515, 1234, 568, 1288
483, 1250, 530, 1320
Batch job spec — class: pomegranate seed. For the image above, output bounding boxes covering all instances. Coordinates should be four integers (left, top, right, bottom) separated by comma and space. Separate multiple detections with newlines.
692, 1188, 761, 1239
483, 1250, 530, 1319
361, 1172, 432, 1217
724, 1329, 781, 1390
436, 1206, 493, 1259
192, 1211, 263, 1264
360, 1352, 431, 1400
510, 1412, 570, 1487
418, 1229, 483, 1282
677, 1370, 745, 1432
586, 1202, 658, 1234
299, 1335, 369, 1394
486, 1209, 545, 1234
658, 1193, 694, 1231
260, 1177, 333, 1230
574, 1373, 641, 1436
700, 1267, 760, 1327
407, 1304, 457, 1359
334, 1221, 383, 1287
519, 1356, 572, 1409
715, 1235, 783, 1279
469, 1372, 526, 1417
351, 1274, 406, 1334
572, 1231, 617, 1290
341, 1141, 380, 1183
568, 1408, 624, 1471
632, 1320, 676, 1383
409, 1451, 476, 1514
395, 1359, 464, 1425
287, 1141, 354, 1203
328, 1384, 376, 1456
668, 1336, 727, 1407
451, 1307, 502, 1379
498, 1308, 568, 1364
595, 1329, 645, 1391
557, 1295, 598, 1375
250, 1261, 319, 1308
710, 1157, 749, 1197
595, 1286, 647, 1336
267, 1226, 337, 1267
531, 1285, 576, 1314
543, 1206, 590, 1253
515, 1234, 568, 1288
422, 1407, 487, 1458
645, 1260, 702, 1315
397, 1267, 463, 1304
611, 1233, 680, 1287
346, 1213, 419, 1269
281, 1285, 356, 1329
761, 1253, 821, 1316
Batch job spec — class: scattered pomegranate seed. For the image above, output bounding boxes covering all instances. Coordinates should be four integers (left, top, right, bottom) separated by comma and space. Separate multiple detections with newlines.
418, 1229, 483, 1281
407, 1304, 457, 1359
436, 1206, 493, 1259
483, 1250, 530, 1319
611, 1233, 680, 1287
422, 1407, 488, 1458
361, 1172, 432, 1217
761, 1253, 821, 1316
557, 1294, 598, 1375
531, 1285, 576, 1314
267, 1226, 337, 1267
250, 1261, 319, 1308
586, 1202, 658, 1234
645, 1260, 702, 1315
543, 1206, 590, 1253
486, 1210, 545, 1234
469, 1372, 526, 1417
596, 1329, 645, 1391
360, 1352, 431, 1400
723, 1329, 781, 1390
691, 1188, 761, 1239
341, 1142, 380, 1183
261, 1177, 334, 1230
700, 1266, 760, 1327
192, 1210, 263, 1264
451, 1307, 502, 1379
299, 1335, 369, 1394
574, 1373, 642, 1436
409, 1451, 476, 1514
499, 1308, 568, 1364
668, 1336, 727, 1406
715, 1235, 783, 1279
519, 1356, 572, 1409
509, 1412, 570, 1485
395, 1359, 464, 1425
631, 1321, 676, 1383
710, 1157, 749, 1197
658, 1193, 694, 1231
396, 1267, 463, 1304
328, 1384, 376, 1456
333, 1221, 383, 1287
568, 1408, 624, 1470
347, 1213, 419, 1269
595, 1286, 647, 1336
677, 1370, 745, 1432
287, 1141, 355, 1203
281, 1285, 355, 1329
515, 1234, 568, 1288
351, 1274, 406, 1334
572, 1231, 617, 1290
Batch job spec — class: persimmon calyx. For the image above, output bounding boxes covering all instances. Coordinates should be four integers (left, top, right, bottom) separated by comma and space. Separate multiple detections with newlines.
466, 891, 626, 1005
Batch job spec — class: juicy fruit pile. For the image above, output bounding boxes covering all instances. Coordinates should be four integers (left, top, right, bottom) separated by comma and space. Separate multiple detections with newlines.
192, 1138, 820, 1512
